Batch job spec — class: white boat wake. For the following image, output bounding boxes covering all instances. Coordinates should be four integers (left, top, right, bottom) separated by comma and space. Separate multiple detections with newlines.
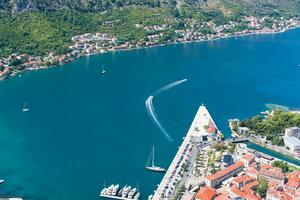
146, 96, 174, 142
153, 79, 187, 96
145, 79, 187, 142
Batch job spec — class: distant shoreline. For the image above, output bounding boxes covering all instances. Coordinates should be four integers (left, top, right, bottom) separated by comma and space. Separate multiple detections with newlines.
2, 24, 300, 81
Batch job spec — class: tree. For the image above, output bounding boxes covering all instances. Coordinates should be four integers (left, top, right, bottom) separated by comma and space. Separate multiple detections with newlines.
272, 161, 289, 173
257, 177, 268, 198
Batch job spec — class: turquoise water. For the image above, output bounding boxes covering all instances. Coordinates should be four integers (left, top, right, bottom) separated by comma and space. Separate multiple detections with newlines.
247, 142, 300, 166
0, 29, 300, 199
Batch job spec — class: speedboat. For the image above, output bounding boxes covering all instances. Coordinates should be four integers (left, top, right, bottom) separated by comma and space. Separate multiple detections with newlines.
22, 102, 30, 112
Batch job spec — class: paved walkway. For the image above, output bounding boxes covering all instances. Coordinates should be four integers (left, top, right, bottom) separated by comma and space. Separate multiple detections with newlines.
152, 105, 219, 200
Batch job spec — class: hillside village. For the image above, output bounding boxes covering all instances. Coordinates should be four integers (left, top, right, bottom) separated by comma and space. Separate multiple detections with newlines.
0, 16, 299, 80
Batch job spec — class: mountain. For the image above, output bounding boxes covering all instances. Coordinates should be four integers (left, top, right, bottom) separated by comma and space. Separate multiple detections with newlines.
0, 0, 193, 13
0, 0, 299, 15
0, 0, 299, 58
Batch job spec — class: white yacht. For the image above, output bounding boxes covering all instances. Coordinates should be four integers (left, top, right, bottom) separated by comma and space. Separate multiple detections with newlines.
122, 186, 131, 198
145, 146, 166, 172
134, 192, 140, 200
148, 194, 153, 200
100, 188, 108, 196
117, 188, 123, 196
106, 184, 114, 196
112, 184, 119, 196
0, 199, 23, 200
128, 188, 137, 199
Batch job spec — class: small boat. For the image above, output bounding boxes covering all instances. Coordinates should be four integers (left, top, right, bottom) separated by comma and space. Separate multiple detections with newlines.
122, 186, 131, 198
145, 146, 166, 172
22, 103, 30, 112
134, 192, 140, 200
100, 188, 108, 196
112, 184, 119, 196
128, 188, 137, 199
117, 188, 123, 196
148, 194, 153, 200
106, 184, 114, 196
101, 66, 106, 74
0, 179, 4, 184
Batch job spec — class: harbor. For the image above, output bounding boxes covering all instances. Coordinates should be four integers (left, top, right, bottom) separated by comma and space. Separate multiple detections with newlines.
1, 27, 300, 200
100, 184, 140, 200
151, 105, 222, 200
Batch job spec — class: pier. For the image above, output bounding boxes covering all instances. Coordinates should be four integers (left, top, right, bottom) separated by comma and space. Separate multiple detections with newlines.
152, 105, 221, 200
100, 194, 137, 200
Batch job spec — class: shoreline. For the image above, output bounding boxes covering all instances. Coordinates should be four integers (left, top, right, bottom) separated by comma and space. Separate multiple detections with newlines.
247, 141, 300, 167
228, 119, 300, 166
1, 23, 300, 81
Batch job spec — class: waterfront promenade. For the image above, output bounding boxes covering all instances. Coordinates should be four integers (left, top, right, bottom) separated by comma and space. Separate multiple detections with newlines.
152, 105, 220, 200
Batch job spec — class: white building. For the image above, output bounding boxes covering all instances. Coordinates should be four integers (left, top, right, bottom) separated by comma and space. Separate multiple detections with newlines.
285, 127, 300, 139
284, 136, 300, 157
238, 127, 250, 135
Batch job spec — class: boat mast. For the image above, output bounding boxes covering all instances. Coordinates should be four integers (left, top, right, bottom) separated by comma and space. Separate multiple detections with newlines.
152, 145, 155, 167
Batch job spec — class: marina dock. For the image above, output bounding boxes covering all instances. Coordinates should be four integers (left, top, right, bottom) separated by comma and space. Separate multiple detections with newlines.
100, 184, 140, 200
152, 105, 221, 200
100, 194, 138, 200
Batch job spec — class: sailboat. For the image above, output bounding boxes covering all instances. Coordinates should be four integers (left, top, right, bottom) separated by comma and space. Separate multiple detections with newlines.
101, 66, 106, 74
22, 102, 30, 112
145, 146, 166, 172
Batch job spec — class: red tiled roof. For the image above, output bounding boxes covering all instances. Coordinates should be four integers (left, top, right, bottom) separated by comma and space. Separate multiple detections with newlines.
267, 188, 294, 200
243, 181, 259, 190
206, 161, 244, 181
288, 171, 300, 182
214, 193, 231, 200
260, 167, 285, 180
247, 167, 259, 176
242, 154, 255, 161
195, 186, 216, 200
233, 175, 253, 184
249, 162, 257, 167
285, 180, 300, 189
260, 163, 271, 171
231, 185, 261, 200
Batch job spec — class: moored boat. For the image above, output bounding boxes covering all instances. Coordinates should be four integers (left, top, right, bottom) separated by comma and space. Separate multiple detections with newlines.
112, 184, 119, 196
127, 188, 136, 199
134, 192, 140, 200
122, 186, 131, 198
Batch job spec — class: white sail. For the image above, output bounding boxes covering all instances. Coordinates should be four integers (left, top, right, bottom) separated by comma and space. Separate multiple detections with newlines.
145, 145, 166, 172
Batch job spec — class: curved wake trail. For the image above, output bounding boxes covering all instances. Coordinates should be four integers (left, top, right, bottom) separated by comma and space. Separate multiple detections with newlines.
146, 96, 174, 142
153, 79, 187, 96
145, 78, 187, 142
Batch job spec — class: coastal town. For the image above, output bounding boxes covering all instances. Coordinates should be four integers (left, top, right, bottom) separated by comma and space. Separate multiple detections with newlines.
0, 16, 299, 80
145, 105, 300, 200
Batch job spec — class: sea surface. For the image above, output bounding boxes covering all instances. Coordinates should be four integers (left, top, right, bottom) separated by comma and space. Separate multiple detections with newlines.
0, 28, 300, 200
